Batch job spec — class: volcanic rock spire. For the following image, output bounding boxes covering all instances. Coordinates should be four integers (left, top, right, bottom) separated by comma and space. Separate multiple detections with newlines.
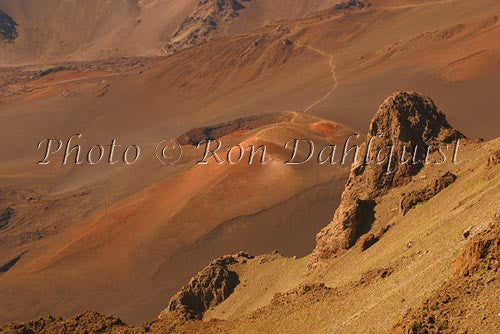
309, 91, 464, 270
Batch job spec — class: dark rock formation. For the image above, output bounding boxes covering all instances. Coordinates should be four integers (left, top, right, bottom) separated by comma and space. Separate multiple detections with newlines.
400, 172, 457, 215
310, 92, 464, 270
0, 207, 14, 230
313, 198, 376, 260
0, 253, 23, 273
0, 10, 18, 43
38, 65, 77, 78
160, 252, 254, 320
176, 112, 295, 146
333, 0, 371, 11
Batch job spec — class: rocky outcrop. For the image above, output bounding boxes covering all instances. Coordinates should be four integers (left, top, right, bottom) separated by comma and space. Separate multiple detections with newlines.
362, 91, 463, 190
484, 149, 500, 180
0, 312, 138, 334
160, 252, 253, 320
0, 10, 18, 43
310, 92, 464, 269
455, 213, 500, 278
164, 0, 251, 54
393, 214, 499, 334
399, 172, 457, 215
313, 198, 376, 260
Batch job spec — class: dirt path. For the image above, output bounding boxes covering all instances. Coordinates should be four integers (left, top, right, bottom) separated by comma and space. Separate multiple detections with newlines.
298, 44, 338, 114
383, 0, 459, 10
292, 0, 460, 114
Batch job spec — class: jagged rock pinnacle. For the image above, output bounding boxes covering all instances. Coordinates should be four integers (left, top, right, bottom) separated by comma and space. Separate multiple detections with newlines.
309, 92, 465, 270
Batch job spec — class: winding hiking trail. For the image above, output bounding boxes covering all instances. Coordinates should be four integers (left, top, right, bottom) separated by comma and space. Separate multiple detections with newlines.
291, 0, 460, 114
298, 44, 338, 114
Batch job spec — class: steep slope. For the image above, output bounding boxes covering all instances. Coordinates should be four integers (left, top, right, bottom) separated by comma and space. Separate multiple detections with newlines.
393, 215, 499, 334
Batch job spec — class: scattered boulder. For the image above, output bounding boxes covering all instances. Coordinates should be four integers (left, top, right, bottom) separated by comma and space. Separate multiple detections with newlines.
359, 233, 379, 251
399, 172, 457, 215
359, 224, 393, 251
484, 149, 500, 180
357, 266, 393, 286
160, 252, 253, 320
462, 226, 472, 239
